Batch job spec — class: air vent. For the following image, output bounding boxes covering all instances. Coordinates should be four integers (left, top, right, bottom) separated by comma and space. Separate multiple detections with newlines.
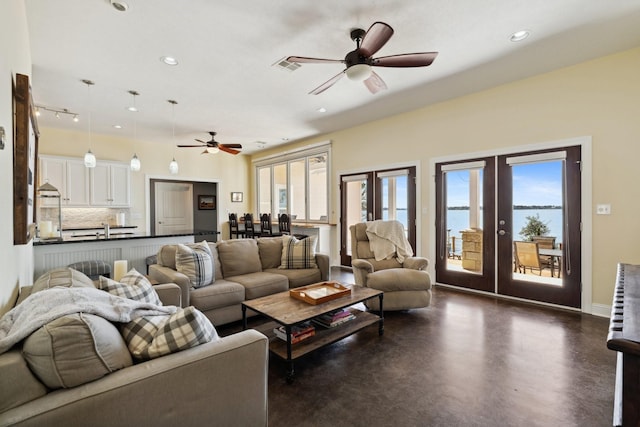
273, 57, 301, 72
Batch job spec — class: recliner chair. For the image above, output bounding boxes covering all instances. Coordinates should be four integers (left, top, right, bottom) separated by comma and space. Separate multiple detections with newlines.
349, 222, 432, 311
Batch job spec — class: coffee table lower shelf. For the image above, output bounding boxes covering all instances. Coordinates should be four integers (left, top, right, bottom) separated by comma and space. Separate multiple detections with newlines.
269, 308, 379, 360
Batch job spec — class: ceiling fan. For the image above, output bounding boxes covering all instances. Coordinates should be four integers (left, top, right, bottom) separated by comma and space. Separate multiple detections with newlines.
177, 132, 243, 155
287, 21, 438, 95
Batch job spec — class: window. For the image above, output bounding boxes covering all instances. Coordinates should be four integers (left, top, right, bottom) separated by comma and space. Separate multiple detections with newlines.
255, 142, 330, 222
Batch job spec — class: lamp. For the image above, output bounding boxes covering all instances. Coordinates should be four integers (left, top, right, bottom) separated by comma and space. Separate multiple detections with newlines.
127, 90, 139, 112
169, 158, 179, 174
205, 147, 219, 154
128, 90, 141, 172
168, 99, 179, 174
82, 79, 96, 168
345, 63, 372, 81
130, 153, 141, 172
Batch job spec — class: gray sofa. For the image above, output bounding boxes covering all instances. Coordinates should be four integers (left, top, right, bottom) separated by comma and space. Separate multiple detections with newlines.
0, 270, 269, 427
149, 236, 330, 326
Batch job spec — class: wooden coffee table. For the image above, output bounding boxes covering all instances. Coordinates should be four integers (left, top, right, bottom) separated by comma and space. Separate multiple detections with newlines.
242, 284, 383, 382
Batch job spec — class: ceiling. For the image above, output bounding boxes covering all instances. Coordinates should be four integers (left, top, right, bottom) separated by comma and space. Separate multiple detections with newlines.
24, 0, 640, 155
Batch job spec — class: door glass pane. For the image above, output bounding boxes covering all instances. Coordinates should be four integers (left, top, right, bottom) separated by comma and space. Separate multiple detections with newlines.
289, 159, 305, 221
511, 161, 563, 285
308, 154, 327, 221
344, 178, 368, 256
273, 163, 287, 216
445, 168, 483, 273
380, 174, 409, 237
257, 167, 271, 215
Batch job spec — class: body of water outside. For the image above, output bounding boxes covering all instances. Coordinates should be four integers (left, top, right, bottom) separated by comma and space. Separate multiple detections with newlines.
386, 208, 563, 249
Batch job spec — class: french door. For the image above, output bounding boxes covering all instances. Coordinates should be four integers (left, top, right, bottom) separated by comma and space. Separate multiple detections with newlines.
340, 167, 416, 266
435, 146, 582, 308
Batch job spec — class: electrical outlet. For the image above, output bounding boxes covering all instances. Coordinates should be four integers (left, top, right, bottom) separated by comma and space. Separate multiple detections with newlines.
596, 204, 611, 215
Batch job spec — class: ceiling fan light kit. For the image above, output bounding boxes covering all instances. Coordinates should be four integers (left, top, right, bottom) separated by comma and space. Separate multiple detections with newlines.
287, 21, 438, 95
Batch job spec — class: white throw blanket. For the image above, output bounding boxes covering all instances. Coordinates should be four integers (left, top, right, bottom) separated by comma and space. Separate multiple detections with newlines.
0, 286, 177, 355
365, 220, 414, 263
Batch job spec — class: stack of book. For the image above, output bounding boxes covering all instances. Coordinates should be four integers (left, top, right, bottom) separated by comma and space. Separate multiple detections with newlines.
273, 322, 315, 344
312, 308, 356, 328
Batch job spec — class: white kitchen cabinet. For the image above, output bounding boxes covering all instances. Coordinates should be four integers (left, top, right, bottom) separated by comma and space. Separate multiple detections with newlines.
39, 156, 90, 206
90, 162, 131, 207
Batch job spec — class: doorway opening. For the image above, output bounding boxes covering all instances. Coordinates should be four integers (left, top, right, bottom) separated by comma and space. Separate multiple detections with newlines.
149, 178, 219, 242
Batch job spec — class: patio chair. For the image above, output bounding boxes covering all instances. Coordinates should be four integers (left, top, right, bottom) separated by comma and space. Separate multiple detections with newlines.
513, 241, 555, 276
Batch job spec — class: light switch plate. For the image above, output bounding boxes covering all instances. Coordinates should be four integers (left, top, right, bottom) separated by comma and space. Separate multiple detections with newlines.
596, 204, 611, 215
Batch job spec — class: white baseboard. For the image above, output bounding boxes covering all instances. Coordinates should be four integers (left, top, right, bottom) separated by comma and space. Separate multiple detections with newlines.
590, 303, 611, 318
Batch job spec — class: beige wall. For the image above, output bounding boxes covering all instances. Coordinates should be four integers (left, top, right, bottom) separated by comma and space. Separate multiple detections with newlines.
253, 46, 640, 310
1, 0, 33, 316
38, 127, 252, 237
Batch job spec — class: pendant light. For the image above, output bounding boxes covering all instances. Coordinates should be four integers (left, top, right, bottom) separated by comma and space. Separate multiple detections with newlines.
128, 90, 141, 172
82, 79, 96, 168
168, 100, 179, 175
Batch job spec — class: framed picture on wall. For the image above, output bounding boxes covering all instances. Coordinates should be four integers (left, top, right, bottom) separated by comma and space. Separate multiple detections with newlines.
13, 73, 39, 245
198, 195, 216, 210
231, 192, 243, 202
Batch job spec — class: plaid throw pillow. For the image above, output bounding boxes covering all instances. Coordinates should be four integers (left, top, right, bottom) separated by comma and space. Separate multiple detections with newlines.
99, 268, 162, 306
175, 241, 214, 288
279, 235, 318, 269
121, 306, 218, 360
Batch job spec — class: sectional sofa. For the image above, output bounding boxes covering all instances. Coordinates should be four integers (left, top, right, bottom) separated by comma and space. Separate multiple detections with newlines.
148, 236, 330, 326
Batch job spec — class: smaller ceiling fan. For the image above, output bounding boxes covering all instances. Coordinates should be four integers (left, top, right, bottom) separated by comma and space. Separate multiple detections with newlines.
287, 21, 438, 95
177, 132, 243, 155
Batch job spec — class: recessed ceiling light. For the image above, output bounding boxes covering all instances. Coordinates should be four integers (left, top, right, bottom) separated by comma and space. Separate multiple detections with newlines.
113, 125, 123, 129
110, 1, 128, 12
510, 30, 530, 42
160, 56, 179, 66
317, 107, 327, 113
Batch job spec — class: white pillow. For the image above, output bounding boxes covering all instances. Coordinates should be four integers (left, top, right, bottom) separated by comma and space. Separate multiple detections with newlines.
175, 241, 214, 288
280, 235, 318, 269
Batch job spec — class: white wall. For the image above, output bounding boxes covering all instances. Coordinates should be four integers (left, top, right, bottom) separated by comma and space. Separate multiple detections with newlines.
0, 0, 33, 315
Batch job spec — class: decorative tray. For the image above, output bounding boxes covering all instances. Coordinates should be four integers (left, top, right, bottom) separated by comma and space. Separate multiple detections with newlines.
289, 281, 351, 305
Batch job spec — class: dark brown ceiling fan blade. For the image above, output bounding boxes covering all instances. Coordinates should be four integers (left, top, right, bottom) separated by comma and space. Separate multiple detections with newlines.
178, 144, 206, 148
287, 56, 344, 64
359, 22, 394, 57
363, 71, 387, 94
221, 143, 242, 149
310, 70, 346, 95
219, 145, 241, 155
373, 52, 438, 67
195, 139, 209, 144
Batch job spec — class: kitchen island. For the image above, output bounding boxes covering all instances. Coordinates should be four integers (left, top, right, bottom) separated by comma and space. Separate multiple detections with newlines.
33, 232, 217, 280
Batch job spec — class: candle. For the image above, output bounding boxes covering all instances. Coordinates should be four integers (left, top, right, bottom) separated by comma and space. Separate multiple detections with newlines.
39, 221, 52, 238
113, 260, 128, 282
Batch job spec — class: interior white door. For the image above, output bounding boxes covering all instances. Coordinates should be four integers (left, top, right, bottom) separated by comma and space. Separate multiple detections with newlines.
155, 182, 194, 235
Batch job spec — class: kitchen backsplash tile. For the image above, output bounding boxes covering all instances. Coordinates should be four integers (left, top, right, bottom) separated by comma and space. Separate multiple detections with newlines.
40, 207, 130, 228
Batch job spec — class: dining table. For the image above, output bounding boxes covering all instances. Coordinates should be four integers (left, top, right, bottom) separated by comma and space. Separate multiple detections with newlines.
538, 247, 563, 278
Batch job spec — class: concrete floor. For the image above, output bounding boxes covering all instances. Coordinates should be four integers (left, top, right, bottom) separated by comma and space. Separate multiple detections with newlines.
220, 268, 615, 427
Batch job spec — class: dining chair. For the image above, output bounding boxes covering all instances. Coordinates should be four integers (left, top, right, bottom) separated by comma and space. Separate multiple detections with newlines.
229, 213, 243, 239
532, 236, 557, 274
243, 213, 257, 238
277, 213, 291, 235
259, 213, 274, 237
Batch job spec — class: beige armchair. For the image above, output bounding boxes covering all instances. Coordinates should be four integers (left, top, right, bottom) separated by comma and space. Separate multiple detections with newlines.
349, 222, 432, 311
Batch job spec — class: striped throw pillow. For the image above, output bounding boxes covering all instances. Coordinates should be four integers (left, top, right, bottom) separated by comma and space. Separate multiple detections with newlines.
175, 241, 214, 288
121, 306, 218, 361
99, 268, 162, 306
279, 235, 318, 269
